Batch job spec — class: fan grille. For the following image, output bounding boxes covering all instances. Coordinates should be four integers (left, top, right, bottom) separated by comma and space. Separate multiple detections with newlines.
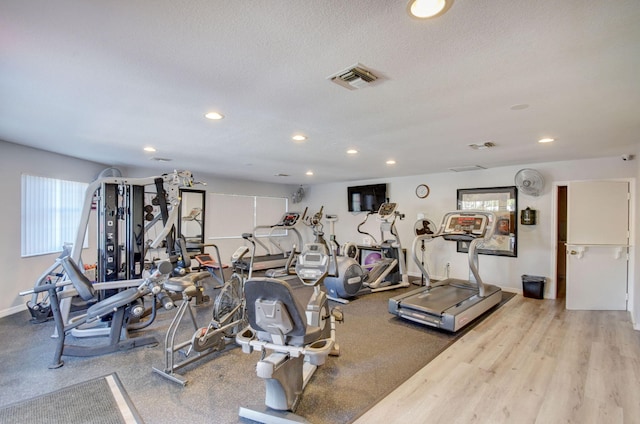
515, 169, 544, 196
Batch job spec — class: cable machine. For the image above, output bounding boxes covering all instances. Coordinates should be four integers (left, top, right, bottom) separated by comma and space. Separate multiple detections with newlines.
97, 183, 145, 282
28, 170, 197, 329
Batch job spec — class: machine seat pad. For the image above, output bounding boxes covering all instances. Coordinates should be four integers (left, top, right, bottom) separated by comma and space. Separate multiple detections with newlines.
58, 256, 96, 301
245, 278, 311, 341
164, 278, 195, 293
86, 287, 140, 320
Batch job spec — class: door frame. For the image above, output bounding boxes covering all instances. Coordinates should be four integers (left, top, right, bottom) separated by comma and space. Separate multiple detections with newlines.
550, 178, 636, 309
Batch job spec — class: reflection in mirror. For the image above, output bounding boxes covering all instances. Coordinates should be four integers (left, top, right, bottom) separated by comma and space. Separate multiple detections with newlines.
456, 186, 518, 257
179, 189, 206, 251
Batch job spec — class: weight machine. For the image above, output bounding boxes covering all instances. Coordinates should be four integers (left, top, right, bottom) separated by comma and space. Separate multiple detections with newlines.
28, 170, 198, 334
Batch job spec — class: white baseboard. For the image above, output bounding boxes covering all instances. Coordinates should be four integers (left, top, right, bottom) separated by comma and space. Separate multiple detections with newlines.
0, 303, 27, 319
631, 311, 640, 331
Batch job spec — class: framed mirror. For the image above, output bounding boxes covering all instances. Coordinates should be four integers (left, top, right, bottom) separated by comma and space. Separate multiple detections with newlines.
178, 189, 206, 251
456, 186, 518, 257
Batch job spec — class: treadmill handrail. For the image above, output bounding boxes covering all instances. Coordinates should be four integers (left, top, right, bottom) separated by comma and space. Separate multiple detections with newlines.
412, 233, 436, 288
411, 210, 497, 296
252, 225, 280, 255
467, 237, 486, 297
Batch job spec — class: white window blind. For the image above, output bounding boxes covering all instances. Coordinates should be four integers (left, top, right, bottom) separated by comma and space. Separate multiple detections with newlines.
206, 193, 288, 239
21, 174, 89, 257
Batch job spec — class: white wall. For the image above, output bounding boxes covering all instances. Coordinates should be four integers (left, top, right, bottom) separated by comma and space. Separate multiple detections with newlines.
635, 146, 640, 329
1, 142, 296, 317
0, 141, 107, 316
300, 157, 638, 310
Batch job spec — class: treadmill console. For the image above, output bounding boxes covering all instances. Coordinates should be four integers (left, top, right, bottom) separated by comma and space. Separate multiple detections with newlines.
274, 212, 301, 227
442, 214, 488, 240
377, 202, 397, 220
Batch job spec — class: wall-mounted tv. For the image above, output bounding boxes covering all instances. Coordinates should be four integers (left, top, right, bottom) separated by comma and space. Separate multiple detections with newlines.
347, 183, 387, 212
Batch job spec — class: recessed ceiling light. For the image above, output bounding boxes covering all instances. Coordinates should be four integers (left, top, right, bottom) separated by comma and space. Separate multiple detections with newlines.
143, 146, 156, 152
292, 134, 307, 142
347, 149, 358, 155
386, 160, 396, 165
205, 112, 224, 120
407, 0, 452, 19
306, 171, 314, 176
538, 137, 555, 143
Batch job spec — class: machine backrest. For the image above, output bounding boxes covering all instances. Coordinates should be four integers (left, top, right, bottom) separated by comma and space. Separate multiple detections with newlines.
244, 278, 308, 339
58, 256, 96, 301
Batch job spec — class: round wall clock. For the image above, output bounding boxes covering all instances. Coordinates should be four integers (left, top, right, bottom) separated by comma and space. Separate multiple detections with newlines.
415, 184, 430, 199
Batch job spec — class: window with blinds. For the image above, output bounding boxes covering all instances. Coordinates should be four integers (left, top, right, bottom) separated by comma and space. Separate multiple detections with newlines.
21, 174, 89, 257
206, 193, 288, 239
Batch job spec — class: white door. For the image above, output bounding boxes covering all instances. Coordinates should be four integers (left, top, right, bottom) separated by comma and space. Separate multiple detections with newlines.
565, 180, 629, 310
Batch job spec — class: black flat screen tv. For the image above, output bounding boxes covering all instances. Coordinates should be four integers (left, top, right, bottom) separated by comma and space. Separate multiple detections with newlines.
347, 183, 387, 212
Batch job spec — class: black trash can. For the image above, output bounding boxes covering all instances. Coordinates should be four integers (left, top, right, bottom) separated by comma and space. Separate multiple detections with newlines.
522, 275, 545, 299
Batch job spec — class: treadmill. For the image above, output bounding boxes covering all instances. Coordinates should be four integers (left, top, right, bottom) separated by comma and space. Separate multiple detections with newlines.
238, 209, 306, 272
389, 211, 502, 332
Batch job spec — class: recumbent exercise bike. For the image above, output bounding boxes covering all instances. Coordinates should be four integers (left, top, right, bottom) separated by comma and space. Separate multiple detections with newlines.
236, 242, 343, 423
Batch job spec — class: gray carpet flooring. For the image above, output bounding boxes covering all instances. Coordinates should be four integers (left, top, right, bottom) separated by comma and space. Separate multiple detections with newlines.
0, 278, 513, 424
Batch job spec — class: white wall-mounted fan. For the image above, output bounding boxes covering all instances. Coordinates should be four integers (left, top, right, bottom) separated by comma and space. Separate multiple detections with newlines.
292, 186, 305, 204
514, 168, 545, 196
96, 167, 123, 179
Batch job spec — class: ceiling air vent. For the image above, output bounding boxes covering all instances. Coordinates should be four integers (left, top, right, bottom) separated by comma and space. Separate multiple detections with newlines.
448, 165, 487, 172
329, 63, 378, 90
468, 142, 496, 150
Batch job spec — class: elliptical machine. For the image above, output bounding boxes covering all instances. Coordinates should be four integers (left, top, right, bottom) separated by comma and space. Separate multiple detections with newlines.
322, 202, 410, 303
236, 242, 343, 423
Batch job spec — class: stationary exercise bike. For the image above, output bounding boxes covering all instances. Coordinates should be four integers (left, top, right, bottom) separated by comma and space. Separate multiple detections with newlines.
153, 234, 256, 385
320, 203, 410, 303
236, 242, 343, 423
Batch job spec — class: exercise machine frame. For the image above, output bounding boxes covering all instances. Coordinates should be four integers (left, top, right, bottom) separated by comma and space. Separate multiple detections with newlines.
153, 235, 256, 385
21, 258, 174, 368
236, 242, 343, 423
29, 170, 196, 337
322, 203, 410, 304
239, 208, 307, 273
389, 210, 502, 332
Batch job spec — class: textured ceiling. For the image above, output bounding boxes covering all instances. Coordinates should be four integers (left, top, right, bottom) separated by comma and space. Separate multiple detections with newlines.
1, 0, 639, 184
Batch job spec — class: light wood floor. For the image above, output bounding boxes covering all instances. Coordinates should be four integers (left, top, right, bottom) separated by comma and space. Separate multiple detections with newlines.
354, 294, 640, 424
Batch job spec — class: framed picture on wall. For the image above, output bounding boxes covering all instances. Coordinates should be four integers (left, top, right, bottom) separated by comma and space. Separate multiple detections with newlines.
456, 186, 518, 257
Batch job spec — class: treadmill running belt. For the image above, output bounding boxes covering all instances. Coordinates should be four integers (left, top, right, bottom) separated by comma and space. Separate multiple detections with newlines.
405, 284, 477, 315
